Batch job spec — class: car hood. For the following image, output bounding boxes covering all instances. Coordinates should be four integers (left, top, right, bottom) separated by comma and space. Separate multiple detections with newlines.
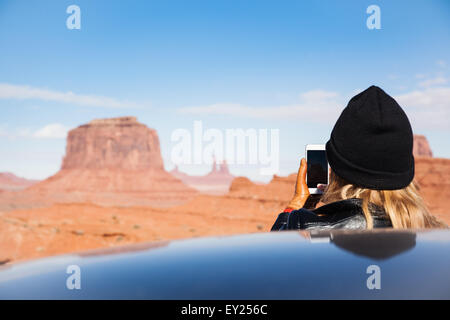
0, 229, 449, 299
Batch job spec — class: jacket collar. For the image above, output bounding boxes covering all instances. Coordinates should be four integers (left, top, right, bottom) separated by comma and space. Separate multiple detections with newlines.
314, 198, 388, 218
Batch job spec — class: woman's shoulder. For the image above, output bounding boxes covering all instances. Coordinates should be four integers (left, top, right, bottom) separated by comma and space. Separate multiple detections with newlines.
313, 198, 386, 217
272, 198, 392, 231
312, 198, 392, 229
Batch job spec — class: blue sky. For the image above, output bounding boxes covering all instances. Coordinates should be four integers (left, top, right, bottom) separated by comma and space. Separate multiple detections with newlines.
0, 0, 449, 181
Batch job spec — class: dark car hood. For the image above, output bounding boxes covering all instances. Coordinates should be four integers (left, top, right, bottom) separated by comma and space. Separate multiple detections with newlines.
0, 229, 449, 299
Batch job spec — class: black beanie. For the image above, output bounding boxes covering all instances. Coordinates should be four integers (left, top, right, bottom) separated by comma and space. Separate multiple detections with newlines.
325, 86, 414, 190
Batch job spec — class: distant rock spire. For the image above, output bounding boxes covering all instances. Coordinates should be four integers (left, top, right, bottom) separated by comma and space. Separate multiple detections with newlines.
219, 160, 230, 174
211, 156, 217, 173
169, 155, 234, 195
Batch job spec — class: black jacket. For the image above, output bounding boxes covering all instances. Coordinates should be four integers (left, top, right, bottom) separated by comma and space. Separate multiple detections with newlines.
271, 198, 392, 231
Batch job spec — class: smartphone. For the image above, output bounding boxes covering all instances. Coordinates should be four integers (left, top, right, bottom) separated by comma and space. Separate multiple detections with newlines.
305, 144, 329, 194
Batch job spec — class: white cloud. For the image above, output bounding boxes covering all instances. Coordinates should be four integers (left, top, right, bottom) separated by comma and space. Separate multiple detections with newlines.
33, 123, 69, 139
395, 87, 450, 130
396, 87, 450, 108
418, 76, 447, 88
178, 89, 342, 123
178, 85, 450, 131
0, 83, 145, 108
0, 123, 70, 139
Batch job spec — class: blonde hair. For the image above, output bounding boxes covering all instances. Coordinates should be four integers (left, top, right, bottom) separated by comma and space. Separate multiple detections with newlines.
320, 171, 446, 229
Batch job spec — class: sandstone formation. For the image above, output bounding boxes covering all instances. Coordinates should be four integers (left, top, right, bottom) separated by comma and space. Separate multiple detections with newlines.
414, 157, 450, 221
61, 117, 164, 170
28, 117, 196, 206
0, 172, 39, 191
413, 134, 433, 158
228, 173, 296, 203
171, 159, 235, 195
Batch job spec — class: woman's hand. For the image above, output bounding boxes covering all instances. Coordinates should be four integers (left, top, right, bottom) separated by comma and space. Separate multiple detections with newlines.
286, 158, 310, 210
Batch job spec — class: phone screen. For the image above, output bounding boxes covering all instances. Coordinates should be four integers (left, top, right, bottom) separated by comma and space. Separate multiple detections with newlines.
307, 150, 328, 188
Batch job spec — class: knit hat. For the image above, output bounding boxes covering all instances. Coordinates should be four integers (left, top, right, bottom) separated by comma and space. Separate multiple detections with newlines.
325, 86, 414, 190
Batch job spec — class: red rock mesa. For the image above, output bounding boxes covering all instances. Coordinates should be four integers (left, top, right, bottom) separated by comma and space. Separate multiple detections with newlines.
29, 117, 196, 206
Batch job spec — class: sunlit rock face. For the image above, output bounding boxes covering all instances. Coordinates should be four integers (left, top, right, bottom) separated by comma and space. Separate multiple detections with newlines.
29, 117, 196, 205
62, 117, 164, 170
413, 134, 433, 158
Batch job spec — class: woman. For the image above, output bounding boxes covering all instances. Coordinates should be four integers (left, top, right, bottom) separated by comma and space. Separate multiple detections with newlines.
271, 86, 446, 231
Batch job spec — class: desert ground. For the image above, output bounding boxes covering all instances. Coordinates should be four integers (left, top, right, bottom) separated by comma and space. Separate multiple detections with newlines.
0, 194, 283, 263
